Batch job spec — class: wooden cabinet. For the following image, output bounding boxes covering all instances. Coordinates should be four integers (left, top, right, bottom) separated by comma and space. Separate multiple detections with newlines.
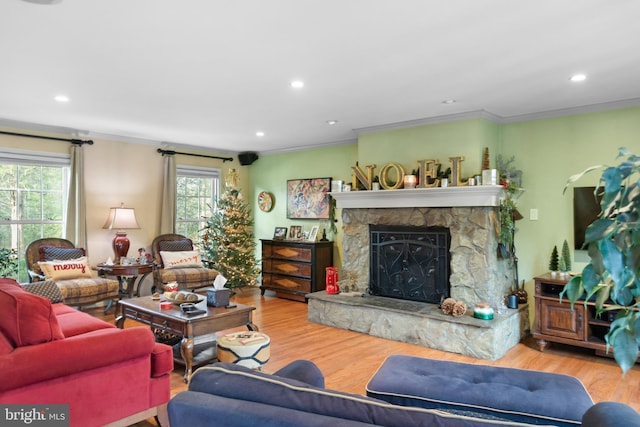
260, 239, 333, 302
533, 272, 615, 357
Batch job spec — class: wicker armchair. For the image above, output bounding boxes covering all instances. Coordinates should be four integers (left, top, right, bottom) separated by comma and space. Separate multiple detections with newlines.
25, 238, 119, 309
151, 233, 218, 293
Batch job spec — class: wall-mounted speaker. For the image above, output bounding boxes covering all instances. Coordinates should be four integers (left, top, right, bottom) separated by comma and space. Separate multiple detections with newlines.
238, 151, 259, 166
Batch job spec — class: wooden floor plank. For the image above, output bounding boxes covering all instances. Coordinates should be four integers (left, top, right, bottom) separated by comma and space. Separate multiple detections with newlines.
89, 287, 640, 425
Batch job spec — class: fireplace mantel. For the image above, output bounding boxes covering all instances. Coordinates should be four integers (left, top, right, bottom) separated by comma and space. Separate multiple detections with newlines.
330, 186, 505, 209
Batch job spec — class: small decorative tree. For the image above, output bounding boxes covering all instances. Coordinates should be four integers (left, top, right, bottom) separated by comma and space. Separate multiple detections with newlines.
561, 239, 572, 272
559, 257, 567, 275
548, 245, 559, 272
200, 172, 260, 290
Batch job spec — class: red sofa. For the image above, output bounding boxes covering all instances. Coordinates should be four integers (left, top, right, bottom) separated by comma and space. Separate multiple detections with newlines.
0, 278, 173, 427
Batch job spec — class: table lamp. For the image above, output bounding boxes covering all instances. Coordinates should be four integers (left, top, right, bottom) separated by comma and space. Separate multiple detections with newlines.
103, 203, 140, 264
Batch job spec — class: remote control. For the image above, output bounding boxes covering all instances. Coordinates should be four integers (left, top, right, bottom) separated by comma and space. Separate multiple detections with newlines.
185, 309, 206, 316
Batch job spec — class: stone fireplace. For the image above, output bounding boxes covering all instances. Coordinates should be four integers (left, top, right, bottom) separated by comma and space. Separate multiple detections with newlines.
307, 187, 529, 360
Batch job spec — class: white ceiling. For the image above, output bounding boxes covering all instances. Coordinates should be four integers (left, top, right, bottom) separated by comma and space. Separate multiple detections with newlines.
1, 0, 640, 155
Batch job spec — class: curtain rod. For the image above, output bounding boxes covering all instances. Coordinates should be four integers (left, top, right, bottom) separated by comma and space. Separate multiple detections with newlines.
0, 130, 94, 146
157, 148, 234, 162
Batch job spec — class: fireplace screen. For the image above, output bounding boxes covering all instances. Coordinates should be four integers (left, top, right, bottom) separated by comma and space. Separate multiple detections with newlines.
369, 225, 450, 304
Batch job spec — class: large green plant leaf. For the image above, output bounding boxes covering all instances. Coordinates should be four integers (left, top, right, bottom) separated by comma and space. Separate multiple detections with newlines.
607, 313, 639, 376
560, 276, 585, 306
600, 239, 624, 286
585, 219, 617, 243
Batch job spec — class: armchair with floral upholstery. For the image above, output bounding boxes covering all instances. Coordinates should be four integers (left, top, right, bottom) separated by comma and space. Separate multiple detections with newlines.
25, 238, 119, 309
151, 233, 218, 293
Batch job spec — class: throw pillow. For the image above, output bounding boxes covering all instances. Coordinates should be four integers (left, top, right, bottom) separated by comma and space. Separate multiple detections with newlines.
21, 281, 64, 303
160, 250, 202, 269
0, 278, 64, 347
38, 256, 93, 280
158, 238, 193, 252
39, 245, 86, 262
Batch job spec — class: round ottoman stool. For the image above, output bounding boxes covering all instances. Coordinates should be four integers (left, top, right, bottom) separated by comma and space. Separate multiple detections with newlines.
217, 331, 270, 370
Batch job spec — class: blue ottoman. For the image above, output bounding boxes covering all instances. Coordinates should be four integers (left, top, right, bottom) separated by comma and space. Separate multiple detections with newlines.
366, 355, 594, 426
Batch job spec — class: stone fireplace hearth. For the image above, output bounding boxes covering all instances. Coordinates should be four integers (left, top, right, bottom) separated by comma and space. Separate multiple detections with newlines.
307, 187, 529, 360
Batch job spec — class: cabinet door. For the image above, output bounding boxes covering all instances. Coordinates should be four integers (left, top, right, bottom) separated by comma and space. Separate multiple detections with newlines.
540, 299, 586, 341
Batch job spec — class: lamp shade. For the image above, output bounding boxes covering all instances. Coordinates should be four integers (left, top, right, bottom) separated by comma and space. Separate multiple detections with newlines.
103, 205, 140, 263
103, 206, 140, 230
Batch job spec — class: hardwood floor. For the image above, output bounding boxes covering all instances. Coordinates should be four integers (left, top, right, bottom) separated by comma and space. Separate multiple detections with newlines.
91, 287, 640, 425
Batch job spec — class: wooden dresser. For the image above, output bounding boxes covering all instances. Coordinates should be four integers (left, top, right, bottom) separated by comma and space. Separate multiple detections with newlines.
260, 239, 333, 302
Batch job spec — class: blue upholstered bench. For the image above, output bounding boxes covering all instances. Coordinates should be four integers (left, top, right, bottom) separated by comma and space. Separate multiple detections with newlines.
366, 355, 594, 426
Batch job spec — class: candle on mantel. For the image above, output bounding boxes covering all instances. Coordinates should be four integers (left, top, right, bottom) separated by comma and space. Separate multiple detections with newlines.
403, 175, 417, 189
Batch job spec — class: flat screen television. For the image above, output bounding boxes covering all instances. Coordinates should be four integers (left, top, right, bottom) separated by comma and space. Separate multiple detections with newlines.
573, 186, 603, 250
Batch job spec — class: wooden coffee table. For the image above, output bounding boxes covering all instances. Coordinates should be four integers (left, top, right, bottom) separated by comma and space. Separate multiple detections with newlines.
116, 296, 257, 382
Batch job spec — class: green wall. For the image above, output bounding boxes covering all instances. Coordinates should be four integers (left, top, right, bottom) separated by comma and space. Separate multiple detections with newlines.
500, 107, 640, 288
250, 144, 358, 266
250, 106, 640, 309
358, 118, 500, 178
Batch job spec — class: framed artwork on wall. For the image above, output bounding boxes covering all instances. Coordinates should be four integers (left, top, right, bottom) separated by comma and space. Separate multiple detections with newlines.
286, 177, 332, 219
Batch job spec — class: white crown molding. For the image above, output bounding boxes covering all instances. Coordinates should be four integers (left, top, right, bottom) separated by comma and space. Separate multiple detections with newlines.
353, 110, 504, 135
258, 137, 358, 156
499, 97, 640, 124
352, 98, 640, 135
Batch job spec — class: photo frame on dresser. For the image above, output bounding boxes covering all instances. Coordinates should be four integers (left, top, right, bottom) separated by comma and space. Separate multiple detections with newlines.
288, 225, 302, 240
273, 227, 287, 240
286, 177, 331, 219
307, 226, 319, 242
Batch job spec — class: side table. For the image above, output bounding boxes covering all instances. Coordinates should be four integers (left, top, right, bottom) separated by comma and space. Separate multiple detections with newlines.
97, 263, 153, 298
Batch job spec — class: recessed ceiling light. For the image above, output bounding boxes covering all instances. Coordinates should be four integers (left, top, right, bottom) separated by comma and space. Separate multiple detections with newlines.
570, 74, 587, 82
54, 95, 69, 102
256, 131, 265, 137
290, 80, 304, 89
442, 99, 456, 104
326, 120, 338, 125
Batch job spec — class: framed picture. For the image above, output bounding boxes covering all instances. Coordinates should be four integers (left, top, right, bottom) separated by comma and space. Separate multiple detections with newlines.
308, 225, 319, 242
289, 225, 302, 240
273, 227, 287, 240
287, 177, 332, 219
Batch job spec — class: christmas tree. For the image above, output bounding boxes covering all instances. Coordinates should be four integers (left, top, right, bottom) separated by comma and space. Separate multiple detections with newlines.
200, 170, 260, 289
561, 239, 572, 272
548, 245, 559, 271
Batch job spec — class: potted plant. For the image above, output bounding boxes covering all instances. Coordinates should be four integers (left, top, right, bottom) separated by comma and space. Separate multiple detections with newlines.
562, 147, 640, 374
0, 248, 18, 278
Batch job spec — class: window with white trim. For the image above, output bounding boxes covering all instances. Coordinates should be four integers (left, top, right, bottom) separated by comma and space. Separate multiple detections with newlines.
175, 166, 220, 243
0, 149, 70, 281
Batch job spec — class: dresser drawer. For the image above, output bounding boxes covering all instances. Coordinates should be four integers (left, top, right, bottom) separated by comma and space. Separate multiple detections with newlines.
263, 244, 312, 262
263, 274, 311, 293
263, 259, 312, 278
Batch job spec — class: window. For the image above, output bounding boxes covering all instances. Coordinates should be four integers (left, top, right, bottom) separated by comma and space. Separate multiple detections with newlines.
0, 149, 70, 281
175, 166, 220, 243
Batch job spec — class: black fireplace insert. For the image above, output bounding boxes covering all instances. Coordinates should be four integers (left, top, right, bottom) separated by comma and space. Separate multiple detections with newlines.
369, 224, 451, 304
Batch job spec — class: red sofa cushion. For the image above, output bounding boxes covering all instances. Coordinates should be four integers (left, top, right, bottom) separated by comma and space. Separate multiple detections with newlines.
0, 278, 64, 347
151, 342, 174, 377
54, 307, 115, 337
0, 332, 13, 355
